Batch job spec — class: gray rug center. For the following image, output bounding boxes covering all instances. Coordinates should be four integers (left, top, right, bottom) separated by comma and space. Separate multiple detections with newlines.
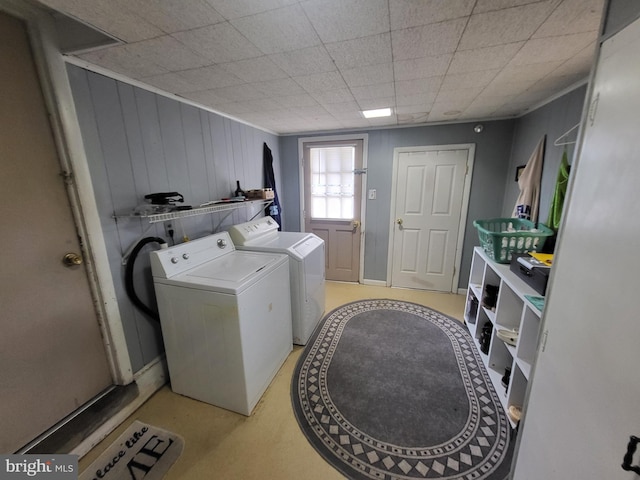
327, 311, 468, 447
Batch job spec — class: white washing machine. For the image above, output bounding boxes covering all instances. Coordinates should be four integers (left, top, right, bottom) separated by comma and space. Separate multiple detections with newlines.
228, 216, 325, 345
150, 231, 292, 416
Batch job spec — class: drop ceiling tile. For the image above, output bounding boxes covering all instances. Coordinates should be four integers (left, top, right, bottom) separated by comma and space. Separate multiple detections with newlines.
212, 102, 256, 115
492, 61, 564, 84
235, 98, 284, 112
205, 0, 298, 20
210, 83, 267, 102
472, 0, 552, 14
393, 54, 452, 81
79, 45, 167, 78
357, 97, 396, 110
40, 0, 163, 42
397, 112, 430, 124
172, 23, 262, 63
341, 63, 394, 88
311, 89, 357, 105
389, 0, 475, 30
491, 102, 529, 117
509, 32, 596, 66
447, 42, 524, 74
181, 89, 228, 105
440, 70, 500, 91
396, 93, 437, 107
458, 3, 557, 50
551, 45, 596, 77
481, 79, 536, 97
221, 56, 288, 83
288, 105, 331, 117
230, 4, 321, 54
142, 72, 200, 93
391, 19, 467, 60
325, 34, 392, 69
368, 114, 398, 126
252, 78, 307, 97
429, 99, 474, 117
268, 46, 336, 76
273, 94, 319, 108
128, 36, 211, 72
124, 0, 224, 33
301, 0, 389, 42
176, 66, 243, 91
533, 0, 605, 38
351, 83, 395, 101
323, 101, 361, 114
396, 103, 433, 115
435, 87, 484, 103
395, 77, 443, 97
294, 71, 348, 93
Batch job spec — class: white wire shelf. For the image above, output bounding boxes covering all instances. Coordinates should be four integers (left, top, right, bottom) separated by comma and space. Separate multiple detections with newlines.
114, 199, 272, 224
115, 199, 273, 265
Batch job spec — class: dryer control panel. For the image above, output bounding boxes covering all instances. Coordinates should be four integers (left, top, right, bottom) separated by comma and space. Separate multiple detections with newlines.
229, 216, 279, 245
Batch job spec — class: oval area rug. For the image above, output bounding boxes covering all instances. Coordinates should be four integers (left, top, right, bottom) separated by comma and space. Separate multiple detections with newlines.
291, 299, 513, 480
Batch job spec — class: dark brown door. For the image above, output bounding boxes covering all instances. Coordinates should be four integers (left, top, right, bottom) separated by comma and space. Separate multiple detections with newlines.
0, 11, 112, 452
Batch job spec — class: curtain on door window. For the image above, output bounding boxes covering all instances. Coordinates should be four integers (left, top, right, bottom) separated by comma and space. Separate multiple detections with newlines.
309, 146, 355, 220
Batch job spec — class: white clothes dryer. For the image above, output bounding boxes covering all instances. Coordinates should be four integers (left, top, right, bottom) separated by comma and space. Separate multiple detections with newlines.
150, 232, 292, 416
228, 216, 325, 345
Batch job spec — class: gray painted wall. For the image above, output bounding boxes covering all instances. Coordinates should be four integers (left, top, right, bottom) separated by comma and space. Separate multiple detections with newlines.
501, 85, 588, 224
67, 65, 281, 373
604, 0, 640, 38
279, 120, 516, 289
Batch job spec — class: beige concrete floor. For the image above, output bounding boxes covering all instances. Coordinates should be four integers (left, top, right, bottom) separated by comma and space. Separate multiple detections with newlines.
80, 282, 465, 479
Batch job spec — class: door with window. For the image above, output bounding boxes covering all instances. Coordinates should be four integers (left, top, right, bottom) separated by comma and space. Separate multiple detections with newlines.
303, 139, 363, 282
390, 145, 473, 292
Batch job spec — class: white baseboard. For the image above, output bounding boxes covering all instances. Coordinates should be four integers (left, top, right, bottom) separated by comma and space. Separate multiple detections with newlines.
362, 279, 387, 287
457, 288, 467, 295
70, 356, 168, 458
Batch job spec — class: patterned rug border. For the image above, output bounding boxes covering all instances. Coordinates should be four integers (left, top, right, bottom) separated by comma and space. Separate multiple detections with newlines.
291, 299, 512, 480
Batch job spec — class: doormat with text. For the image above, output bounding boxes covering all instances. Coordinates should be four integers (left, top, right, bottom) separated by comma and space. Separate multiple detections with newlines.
79, 421, 183, 480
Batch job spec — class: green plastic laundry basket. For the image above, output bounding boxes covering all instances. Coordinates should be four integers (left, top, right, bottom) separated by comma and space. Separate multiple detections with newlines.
473, 218, 554, 263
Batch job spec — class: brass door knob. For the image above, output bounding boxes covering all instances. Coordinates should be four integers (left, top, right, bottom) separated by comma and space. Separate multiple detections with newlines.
396, 218, 403, 225
62, 252, 83, 266
352, 220, 361, 232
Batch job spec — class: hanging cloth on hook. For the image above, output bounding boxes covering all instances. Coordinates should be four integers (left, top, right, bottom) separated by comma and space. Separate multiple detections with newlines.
263, 142, 282, 229
513, 136, 545, 222
547, 149, 571, 231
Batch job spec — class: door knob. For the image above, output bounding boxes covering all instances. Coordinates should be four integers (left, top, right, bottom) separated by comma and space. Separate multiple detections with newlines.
352, 220, 361, 232
62, 252, 83, 267
396, 218, 403, 225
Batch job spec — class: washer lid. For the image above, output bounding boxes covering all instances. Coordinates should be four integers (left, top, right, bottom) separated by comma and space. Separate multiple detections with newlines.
159, 250, 287, 294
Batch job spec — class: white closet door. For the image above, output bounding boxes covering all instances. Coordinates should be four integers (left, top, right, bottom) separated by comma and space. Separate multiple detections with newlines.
513, 17, 640, 480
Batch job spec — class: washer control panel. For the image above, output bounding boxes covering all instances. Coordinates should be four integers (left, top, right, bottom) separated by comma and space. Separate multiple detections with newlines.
150, 231, 236, 278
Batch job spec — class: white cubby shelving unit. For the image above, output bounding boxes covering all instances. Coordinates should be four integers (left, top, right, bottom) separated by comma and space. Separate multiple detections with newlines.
464, 246, 544, 428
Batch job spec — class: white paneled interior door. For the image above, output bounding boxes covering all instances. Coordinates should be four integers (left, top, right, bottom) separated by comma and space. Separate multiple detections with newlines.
513, 17, 640, 480
390, 146, 472, 292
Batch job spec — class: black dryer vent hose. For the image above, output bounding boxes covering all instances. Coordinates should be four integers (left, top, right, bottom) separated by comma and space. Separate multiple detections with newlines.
125, 236, 167, 323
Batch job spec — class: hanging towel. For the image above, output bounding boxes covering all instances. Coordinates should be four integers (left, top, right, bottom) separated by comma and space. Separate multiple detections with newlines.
263, 142, 282, 229
546, 150, 571, 231
513, 136, 545, 222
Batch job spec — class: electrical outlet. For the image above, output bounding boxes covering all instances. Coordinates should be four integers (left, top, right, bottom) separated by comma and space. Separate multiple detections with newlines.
164, 222, 173, 238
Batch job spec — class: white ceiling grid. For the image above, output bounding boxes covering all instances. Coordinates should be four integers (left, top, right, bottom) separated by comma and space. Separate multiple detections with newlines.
38, 0, 605, 134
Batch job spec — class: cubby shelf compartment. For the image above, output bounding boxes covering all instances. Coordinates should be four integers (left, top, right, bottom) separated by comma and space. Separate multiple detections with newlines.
465, 246, 543, 428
